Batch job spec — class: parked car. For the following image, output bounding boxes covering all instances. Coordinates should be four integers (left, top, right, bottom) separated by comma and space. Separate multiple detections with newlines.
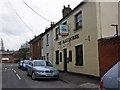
27, 60, 59, 80
99, 61, 120, 90
18, 60, 23, 69
21, 60, 30, 71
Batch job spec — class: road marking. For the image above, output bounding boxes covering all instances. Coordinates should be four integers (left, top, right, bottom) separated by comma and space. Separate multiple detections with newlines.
13, 70, 16, 73
16, 74, 21, 80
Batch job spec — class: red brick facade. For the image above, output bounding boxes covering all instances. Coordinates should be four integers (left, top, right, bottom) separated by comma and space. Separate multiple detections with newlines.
31, 39, 42, 59
29, 34, 43, 60
98, 36, 120, 77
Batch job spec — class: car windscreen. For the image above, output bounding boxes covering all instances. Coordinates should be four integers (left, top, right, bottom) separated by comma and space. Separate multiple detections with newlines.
34, 61, 46, 66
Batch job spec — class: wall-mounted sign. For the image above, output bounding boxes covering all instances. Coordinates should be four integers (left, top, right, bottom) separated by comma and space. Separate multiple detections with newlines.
58, 34, 80, 45
59, 25, 68, 36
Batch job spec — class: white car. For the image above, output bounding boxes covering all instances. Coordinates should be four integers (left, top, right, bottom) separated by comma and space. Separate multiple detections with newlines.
99, 61, 120, 90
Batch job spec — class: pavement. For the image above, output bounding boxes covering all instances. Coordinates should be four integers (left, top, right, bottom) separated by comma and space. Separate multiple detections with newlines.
59, 72, 100, 89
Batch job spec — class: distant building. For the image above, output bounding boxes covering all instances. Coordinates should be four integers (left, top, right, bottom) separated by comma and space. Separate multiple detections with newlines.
0, 39, 14, 63
29, 33, 44, 59
0, 50, 14, 63
42, 27, 53, 63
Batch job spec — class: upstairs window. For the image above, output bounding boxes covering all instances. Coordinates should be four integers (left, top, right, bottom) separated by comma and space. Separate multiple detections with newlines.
55, 27, 59, 40
75, 11, 82, 30
46, 34, 49, 46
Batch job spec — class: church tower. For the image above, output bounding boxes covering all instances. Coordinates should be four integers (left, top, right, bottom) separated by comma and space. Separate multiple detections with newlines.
0, 38, 5, 51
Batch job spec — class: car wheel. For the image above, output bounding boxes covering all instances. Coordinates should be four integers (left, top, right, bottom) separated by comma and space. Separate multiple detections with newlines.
32, 72, 36, 80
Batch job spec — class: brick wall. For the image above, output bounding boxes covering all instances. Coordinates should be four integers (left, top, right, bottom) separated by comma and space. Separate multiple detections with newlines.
31, 39, 42, 59
98, 36, 120, 77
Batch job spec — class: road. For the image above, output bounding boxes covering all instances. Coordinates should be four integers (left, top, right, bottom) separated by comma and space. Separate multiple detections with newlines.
2, 63, 88, 90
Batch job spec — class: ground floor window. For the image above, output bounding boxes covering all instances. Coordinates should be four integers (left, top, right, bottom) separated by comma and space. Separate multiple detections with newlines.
60, 52, 62, 62
69, 50, 72, 62
56, 50, 59, 64
46, 53, 49, 60
75, 45, 83, 66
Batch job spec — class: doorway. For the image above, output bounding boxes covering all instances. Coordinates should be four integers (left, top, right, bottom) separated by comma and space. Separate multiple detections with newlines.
63, 49, 67, 72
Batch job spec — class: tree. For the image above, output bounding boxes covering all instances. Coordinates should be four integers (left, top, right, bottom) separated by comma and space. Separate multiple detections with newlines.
13, 41, 30, 60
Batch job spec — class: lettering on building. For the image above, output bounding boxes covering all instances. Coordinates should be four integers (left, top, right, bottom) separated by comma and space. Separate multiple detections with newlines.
58, 34, 80, 45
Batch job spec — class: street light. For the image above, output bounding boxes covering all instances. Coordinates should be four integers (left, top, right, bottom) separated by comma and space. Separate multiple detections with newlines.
111, 24, 118, 36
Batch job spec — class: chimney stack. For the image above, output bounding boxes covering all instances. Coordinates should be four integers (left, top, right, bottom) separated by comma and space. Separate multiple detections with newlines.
62, 5, 72, 18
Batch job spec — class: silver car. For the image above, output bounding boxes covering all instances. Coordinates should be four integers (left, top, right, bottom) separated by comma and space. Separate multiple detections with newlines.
99, 61, 120, 90
27, 60, 59, 80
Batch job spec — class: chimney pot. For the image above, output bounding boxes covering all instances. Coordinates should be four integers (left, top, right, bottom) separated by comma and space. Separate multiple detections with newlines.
62, 5, 72, 18
68, 5, 70, 8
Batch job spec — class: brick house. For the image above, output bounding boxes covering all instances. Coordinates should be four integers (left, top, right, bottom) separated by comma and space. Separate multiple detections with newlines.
29, 33, 44, 59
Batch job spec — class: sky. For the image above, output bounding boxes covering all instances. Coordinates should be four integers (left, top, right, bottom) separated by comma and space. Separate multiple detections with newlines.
0, 0, 83, 51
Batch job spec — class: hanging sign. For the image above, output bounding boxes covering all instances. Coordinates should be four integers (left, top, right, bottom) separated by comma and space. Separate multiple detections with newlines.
59, 25, 68, 36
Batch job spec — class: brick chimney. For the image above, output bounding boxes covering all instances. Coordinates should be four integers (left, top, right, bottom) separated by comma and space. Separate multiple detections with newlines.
62, 5, 72, 18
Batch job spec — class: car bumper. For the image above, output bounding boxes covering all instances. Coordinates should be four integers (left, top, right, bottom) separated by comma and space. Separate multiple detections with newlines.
34, 72, 59, 79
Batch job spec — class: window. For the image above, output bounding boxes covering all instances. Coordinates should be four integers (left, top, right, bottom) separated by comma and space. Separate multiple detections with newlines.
75, 11, 82, 30
46, 53, 49, 60
60, 52, 62, 62
41, 38, 43, 48
55, 27, 59, 40
75, 45, 83, 66
44, 56, 45, 60
46, 34, 49, 46
69, 50, 72, 62
56, 50, 59, 64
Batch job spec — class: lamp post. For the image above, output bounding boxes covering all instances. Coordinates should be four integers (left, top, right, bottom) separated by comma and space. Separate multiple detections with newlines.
111, 24, 118, 36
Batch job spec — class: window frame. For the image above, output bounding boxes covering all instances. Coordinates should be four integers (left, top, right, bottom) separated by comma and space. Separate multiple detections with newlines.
75, 11, 82, 31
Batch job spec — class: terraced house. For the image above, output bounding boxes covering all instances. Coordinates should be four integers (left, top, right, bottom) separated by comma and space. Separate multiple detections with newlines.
51, 1, 119, 77
29, 1, 120, 78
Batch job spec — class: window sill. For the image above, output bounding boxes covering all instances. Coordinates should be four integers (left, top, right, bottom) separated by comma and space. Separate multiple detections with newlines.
75, 65, 84, 68
73, 28, 82, 33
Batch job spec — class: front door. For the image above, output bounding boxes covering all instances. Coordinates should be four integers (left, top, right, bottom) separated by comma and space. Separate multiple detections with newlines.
63, 49, 67, 72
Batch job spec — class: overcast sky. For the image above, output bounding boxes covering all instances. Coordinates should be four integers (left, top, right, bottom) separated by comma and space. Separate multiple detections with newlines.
0, 0, 83, 50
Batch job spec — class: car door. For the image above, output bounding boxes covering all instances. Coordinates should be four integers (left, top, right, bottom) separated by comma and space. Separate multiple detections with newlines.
28, 62, 33, 75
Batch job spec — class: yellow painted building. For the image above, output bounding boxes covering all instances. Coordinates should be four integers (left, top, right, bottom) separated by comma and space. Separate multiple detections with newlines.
51, 1, 119, 77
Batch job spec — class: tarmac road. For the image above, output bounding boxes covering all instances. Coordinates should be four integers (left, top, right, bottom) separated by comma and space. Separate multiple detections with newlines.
2, 63, 99, 90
